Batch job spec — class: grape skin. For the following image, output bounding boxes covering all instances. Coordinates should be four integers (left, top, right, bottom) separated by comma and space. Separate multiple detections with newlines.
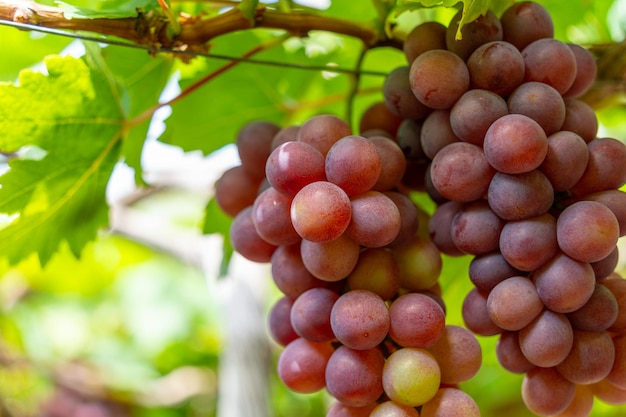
409, 49, 470, 110
277, 338, 334, 393
507, 81, 565, 135
538, 131, 589, 192
518, 309, 573, 368
388, 293, 445, 348
300, 234, 360, 282
487, 170, 554, 221
430, 142, 495, 202
229, 206, 277, 263
382, 348, 441, 407
266, 141, 327, 196
330, 290, 390, 350
268, 296, 299, 346
450, 89, 508, 146
290, 287, 339, 342
451, 200, 504, 256
533, 253, 596, 313
346, 191, 401, 248
326, 135, 382, 197
522, 367, 576, 417
556, 330, 616, 385
487, 276, 543, 331
403, 21, 447, 64
498, 213, 558, 271
522, 38, 577, 94
297, 114, 352, 156
325, 346, 386, 407
427, 325, 482, 384
500, 1, 554, 51
445, 9, 503, 61
420, 387, 481, 417
467, 40, 525, 97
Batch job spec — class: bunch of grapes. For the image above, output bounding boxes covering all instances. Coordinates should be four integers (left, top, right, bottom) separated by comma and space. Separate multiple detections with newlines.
381, 1, 626, 416
214, 107, 485, 415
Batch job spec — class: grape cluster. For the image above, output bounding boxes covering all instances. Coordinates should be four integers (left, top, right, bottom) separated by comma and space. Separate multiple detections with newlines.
384, 1, 626, 416
215, 106, 484, 414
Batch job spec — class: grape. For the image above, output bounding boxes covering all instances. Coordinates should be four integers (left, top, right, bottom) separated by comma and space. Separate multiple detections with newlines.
468, 251, 523, 293
326, 402, 377, 417
567, 284, 618, 332
346, 191, 401, 248
359, 101, 403, 138
271, 125, 300, 151
268, 296, 299, 346
556, 330, 616, 385
467, 40, 525, 97
533, 253, 595, 313
560, 99, 599, 143
277, 338, 334, 393
291, 287, 339, 342
496, 331, 534, 374
369, 136, 407, 191
487, 276, 543, 331
420, 110, 460, 159
297, 114, 352, 156
563, 43, 598, 99
430, 142, 495, 202
445, 9, 503, 61
236, 120, 280, 180
592, 379, 626, 405
522, 367, 576, 417
388, 293, 445, 348
580, 190, 626, 236
330, 290, 390, 350
423, 163, 447, 204
325, 346, 385, 407
301, 234, 360, 282
609, 334, 626, 389
383, 66, 431, 120
553, 384, 594, 417
538, 131, 589, 192
252, 187, 301, 246
518, 309, 573, 368
522, 38, 577, 94
420, 387, 481, 417
382, 348, 441, 407
393, 236, 442, 291
347, 248, 400, 301
498, 213, 558, 271
571, 137, 626, 196
501, 1, 554, 50
384, 192, 420, 248
409, 49, 470, 110
556, 201, 619, 263
427, 325, 482, 384
449, 89, 508, 146
326, 135, 381, 196
603, 276, 626, 332
591, 246, 620, 281
428, 200, 464, 256
396, 119, 426, 161
403, 21, 447, 64
450, 200, 504, 255
507, 81, 565, 135
483, 114, 549, 174
462, 287, 502, 336
230, 206, 277, 262
266, 141, 326, 196
214, 165, 260, 218
487, 170, 554, 221
291, 181, 352, 243
370, 401, 419, 417
271, 243, 335, 300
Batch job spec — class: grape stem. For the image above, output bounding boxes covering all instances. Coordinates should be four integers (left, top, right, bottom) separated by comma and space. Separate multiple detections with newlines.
0, 0, 383, 50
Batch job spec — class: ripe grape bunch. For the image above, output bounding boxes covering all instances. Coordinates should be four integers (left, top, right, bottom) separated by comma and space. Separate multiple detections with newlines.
387, 1, 626, 416
215, 109, 483, 415
213, 0, 626, 416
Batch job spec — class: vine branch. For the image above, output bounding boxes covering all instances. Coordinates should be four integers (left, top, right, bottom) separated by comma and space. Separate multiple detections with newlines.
0, 0, 384, 52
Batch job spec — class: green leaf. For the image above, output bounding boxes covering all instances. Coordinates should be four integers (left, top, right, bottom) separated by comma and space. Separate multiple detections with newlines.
202, 198, 232, 278
0, 55, 125, 264
239, 0, 260, 23
398, 0, 515, 38
0, 26, 72, 82
160, 31, 359, 154
55, 0, 157, 18
84, 43, 174, 184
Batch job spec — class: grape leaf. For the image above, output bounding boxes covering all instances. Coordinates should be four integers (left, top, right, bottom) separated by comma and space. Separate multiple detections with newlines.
202, 197, 232, 278
160, 30, 357, 155
0, 55, 124, 264
84, 43, 174, 184
398, 0, 515, 38
55, 0, 157, 19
